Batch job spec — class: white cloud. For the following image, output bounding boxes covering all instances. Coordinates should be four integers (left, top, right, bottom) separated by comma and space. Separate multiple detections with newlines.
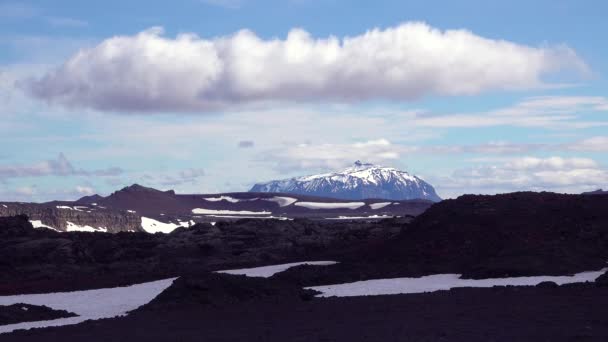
75, 185, 95, 195
46, 17, 88, 28
566, 136, 608, 152
260, 139, 413, 172
142, 168, 207, 187
410, 96, 608, 129
15, 186, 36, 196
437, 156, 608, 197
0, 154, 123, 179
23, 23, 587, 112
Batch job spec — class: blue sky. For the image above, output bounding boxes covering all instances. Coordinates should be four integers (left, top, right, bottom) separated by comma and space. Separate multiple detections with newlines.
1, 0, 607, 201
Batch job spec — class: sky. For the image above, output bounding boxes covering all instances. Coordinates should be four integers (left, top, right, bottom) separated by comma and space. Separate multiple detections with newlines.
1, 0, 607, 202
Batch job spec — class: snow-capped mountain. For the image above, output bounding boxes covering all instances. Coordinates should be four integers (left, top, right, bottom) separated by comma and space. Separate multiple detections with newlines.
250, 161, 442, 202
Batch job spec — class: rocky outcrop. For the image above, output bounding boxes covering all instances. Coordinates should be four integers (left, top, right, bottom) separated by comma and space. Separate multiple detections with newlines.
0, 304, 76, 326
0, 203, 142, 233
367, 192, 608, 278
0, 215, 410, 294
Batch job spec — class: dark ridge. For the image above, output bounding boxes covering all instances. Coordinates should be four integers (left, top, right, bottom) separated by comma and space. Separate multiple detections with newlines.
75, 194, 104, 204
139, 273, 317, 312
371, 191, 608, 278
0, 304, 76, 325
582, 189, 608, 195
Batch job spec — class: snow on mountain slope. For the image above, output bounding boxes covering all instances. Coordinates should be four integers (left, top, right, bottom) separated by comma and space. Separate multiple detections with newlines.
250, 161, 441, 202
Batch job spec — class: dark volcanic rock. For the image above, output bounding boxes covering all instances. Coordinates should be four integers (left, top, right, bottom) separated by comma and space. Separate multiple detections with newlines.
0, 215, 406, 295
0, 304, 76, 325
371, 192, 608, 278
0, 215, 35, 236
596, 270, 608, 287
0, 203, 141, 233
582, 189, 608, 195
140, 273, 317, 312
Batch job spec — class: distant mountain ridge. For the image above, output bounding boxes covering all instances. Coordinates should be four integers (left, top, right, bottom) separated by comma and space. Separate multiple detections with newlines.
582, 189, 608, 195
0, 183, 433, 233
250, 161, 441, 202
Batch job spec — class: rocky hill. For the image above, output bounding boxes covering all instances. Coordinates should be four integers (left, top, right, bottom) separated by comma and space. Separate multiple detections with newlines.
293, 191, 608, 285
0, 202, 141, 233
583, 189, 608, 195
250, 161, 441, 202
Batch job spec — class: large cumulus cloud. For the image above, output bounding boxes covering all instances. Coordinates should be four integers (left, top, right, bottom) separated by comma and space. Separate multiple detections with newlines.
23, 22, 587, 112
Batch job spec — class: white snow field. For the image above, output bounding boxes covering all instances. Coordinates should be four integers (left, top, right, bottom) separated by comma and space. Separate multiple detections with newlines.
306, 268, 608, 297
66, 221, 107, 233
262, 196, 298, 207
326, 215, 392, 220
216, 261, 339, 278
141, 217, 192, 234
205, 215, 291, 220
203, 196, 247, 203
0, 278, 177, 334
369, 202, 393, 210
191, 208, 272, 215
294, 202, 365, 210
29, 220, 60, 232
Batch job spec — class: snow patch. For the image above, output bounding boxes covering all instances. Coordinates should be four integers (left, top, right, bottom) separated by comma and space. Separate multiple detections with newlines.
326, 215, 392, 220
30, 220, 60, 232
127, 210, 136, 213
216, 261, 338, 278
0, 278, 177, 334
262, 196, 298, 207
57, 206, 87, 212
203, 196, 245, 203
66, 222, 107, 232
141, 217, 192, 234
306, 268, 608, 298
369, 202, 392, 210
1, 204, 7, 208
294, 202, 365, 210
192, 208, 272, 215
205, 215, 291, 220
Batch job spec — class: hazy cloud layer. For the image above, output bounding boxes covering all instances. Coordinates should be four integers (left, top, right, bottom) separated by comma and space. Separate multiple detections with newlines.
565, 136, 608, 152
260, 139, 411, 172
0, 153, 123, 179
438, 156, 608, 197
143, 168, 207, 187
410, 96, 608, 129
24, 23, 587, 112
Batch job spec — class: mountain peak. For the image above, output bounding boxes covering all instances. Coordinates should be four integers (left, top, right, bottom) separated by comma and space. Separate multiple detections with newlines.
351, 160, 377, 169
116, 184, 176, 195
251, 164, 441, 202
